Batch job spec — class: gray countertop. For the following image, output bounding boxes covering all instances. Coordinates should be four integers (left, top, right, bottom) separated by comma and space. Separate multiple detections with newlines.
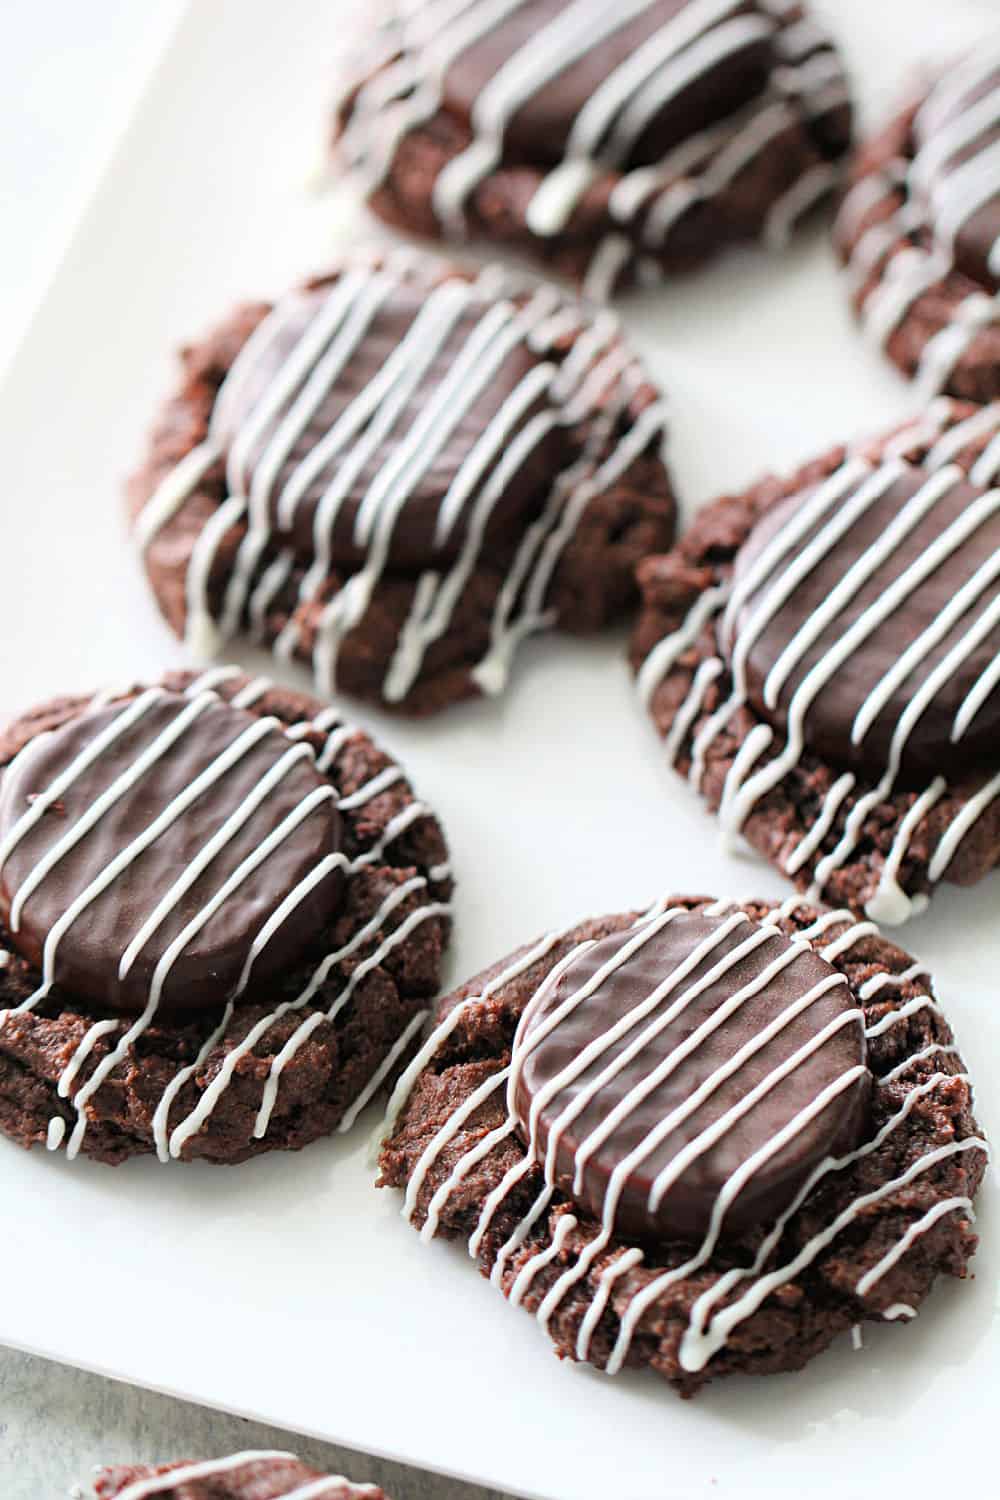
0, 1348, 508, 1500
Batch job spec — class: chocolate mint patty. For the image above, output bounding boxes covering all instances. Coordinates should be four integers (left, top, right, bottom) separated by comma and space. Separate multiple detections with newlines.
335, 0, 852, 297
633, 399, 1000, 922
129, 250, 675, 716
379, 895, 985, 1395
0, 668, 452, 1165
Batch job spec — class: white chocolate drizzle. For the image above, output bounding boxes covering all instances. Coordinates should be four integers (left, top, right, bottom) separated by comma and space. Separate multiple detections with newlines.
855, 1196, 974, 1298
135, 253, 665, 702
0, 669, 451, 1161
102, 1452, 378, 1500
380, 898, 985, 1377
835, 47, 1000, 396
637, 404, 1000, 921
339, 0, 849, 297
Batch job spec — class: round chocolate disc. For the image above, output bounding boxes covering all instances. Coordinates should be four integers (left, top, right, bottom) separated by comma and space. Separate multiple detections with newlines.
510, 910, 869, 1242
913, 62, 1000, 292
439, 0, 775, 171
720, 462, 1000, 779
0, 691, 344, 1014
212, 275, 570, 572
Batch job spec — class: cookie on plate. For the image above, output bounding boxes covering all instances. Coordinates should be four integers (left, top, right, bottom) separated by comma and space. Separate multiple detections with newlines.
632, 399, 1000, 921
0, 667, 452, 1165
129, 250, 675, 716
93, 1452, 386, 1499
379, 894, 986, 1395
834, 39, 1000, 402
334, 1, 852, 298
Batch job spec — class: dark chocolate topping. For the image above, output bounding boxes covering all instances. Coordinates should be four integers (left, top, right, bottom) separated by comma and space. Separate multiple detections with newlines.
914, 62, 1000, 292
212, 277, 570, 571
441, 0, 775, 170
0, 691, 343, 1015
511, 910, 869, 1241
720, 462, 1000, 778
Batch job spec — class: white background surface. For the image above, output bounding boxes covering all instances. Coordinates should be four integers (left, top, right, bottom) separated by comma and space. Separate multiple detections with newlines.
0, 3, 185, 353
0, 3, 998, 1498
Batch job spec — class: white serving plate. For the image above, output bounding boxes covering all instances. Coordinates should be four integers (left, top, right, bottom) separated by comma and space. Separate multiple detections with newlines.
0, 3, 997, 1497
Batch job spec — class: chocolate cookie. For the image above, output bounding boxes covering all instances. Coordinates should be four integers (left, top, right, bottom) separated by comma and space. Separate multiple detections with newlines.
379, 894, 986, 1395
334, 1, 852, 298
834, 42, 1000, 402
93, 1452, 386, 1499
0, 667, 452, 1165
129, 250, 675, 716
632, 399, 1000, 921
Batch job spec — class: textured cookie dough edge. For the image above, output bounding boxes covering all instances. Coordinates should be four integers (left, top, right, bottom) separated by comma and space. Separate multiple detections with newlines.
91, 1452, 385, 1499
